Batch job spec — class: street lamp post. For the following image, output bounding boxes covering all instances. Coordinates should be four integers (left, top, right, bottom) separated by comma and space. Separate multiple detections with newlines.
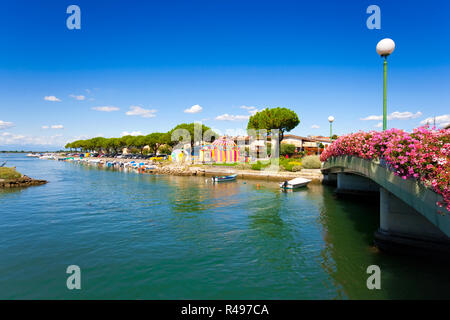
328, 116, 334, 141
376, 38, 395, 131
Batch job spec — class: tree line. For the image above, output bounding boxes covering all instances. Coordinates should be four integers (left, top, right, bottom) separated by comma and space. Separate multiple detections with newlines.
65, 123, 214, 154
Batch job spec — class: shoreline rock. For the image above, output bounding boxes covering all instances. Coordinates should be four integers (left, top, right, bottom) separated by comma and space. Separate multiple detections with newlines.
0, 175, 47, 188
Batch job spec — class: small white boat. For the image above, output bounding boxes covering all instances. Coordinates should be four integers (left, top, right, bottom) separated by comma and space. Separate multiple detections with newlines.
39, 154, 56, 160
279, 177, 311, 189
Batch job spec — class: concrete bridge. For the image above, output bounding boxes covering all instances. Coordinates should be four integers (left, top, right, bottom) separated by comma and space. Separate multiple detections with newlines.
321, 156, 450, 257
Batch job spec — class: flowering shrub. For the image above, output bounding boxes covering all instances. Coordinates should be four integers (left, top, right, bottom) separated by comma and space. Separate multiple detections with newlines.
320, 126, 450, 213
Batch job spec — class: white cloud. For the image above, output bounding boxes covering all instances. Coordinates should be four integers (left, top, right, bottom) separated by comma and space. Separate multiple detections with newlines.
0, 120, 14, 130
420, 114, 450, 128
121, 131, 143, 136
214, 105, 260, 121
92, 106, 120, 112
41, 124, 64, 129
0, 132, 65, 146
361, 115, 383, 121
69, 94, 86, 101
240, 105, 259, 115
184, 104, 203, 113
375, 122, 383, 128
311, 124, 320, 129
215, 113, 250, 121
126, 106, 157, 118
44, 96, 61, 102
389, 111, 422, 120
361, 111, 422, 121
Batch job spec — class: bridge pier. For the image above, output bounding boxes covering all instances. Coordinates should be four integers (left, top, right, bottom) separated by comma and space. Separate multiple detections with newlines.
375, 188, 450, 257
322, 172, 337, 186
336, 172, 379, 196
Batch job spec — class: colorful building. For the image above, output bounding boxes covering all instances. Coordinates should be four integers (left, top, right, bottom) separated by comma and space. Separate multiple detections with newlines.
211, 137, 238, 163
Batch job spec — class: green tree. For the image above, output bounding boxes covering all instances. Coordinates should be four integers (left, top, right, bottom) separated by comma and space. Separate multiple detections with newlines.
105, 138, 123, 154
280, 143, 296, 156
247, 107, 299, 143
158, 144, 172, 155
145, 132, 170, 153
121, 135, 137, 150
134, 135, 147, 154
169, 123, 216, 150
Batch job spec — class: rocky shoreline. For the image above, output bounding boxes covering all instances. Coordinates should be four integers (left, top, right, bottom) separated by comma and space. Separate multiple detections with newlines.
0, 176, 47, 188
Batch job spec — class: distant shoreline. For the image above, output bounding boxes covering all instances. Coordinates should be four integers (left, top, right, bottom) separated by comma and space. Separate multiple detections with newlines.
0, 151, 63, 154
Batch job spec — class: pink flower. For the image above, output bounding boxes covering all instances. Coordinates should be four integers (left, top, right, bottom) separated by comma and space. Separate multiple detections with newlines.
320, 126, 450, 214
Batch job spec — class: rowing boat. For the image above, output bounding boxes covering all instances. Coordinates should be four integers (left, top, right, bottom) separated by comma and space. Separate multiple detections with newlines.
212, 174, 237, 182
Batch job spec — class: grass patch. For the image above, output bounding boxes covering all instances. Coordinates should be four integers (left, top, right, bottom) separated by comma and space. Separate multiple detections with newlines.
0, 167, 22, 180
212, 163, 238, 167
250, 160, 271, 171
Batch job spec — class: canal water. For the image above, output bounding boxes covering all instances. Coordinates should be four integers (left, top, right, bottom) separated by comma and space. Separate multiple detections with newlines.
1, 154, 449, 299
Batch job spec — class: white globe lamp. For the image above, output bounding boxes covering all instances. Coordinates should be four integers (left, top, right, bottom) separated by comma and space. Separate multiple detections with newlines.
376, 38, 395, 57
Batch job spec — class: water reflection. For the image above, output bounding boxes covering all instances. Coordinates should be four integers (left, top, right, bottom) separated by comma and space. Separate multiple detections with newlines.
318, 186, 450, 299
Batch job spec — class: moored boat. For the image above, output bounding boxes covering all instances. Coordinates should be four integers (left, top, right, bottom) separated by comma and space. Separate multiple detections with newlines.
212, 174, 237, 182
279, 177, 311, 189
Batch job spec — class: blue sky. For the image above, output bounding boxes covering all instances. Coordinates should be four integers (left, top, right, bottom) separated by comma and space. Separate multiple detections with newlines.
0, 0, 449, 150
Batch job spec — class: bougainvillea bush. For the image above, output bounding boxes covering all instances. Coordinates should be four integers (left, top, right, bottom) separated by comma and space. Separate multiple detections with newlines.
320, 127, 450, 213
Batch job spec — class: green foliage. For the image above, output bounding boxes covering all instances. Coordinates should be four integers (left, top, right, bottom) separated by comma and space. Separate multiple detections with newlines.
301, 155, 322, 169
0, 167, 22, 180
128, 147, 140, 154
251, 162, 263, 170
266, 142, 272, 156
158, 144, 172, 155
250, 160, 271, 171
291, 165, 302, 172
247, 107, 300, 141
280, 143, 296, 156
278, 158, 303, 171
168, 123, 217, 147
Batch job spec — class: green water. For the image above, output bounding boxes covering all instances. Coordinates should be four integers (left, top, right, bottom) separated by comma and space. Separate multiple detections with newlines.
0, 154, 449, 299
